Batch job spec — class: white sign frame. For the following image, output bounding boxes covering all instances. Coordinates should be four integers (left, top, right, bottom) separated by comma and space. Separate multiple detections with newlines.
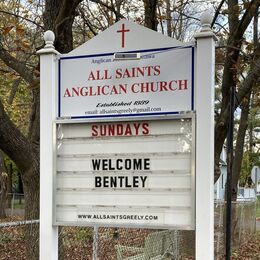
53, 114, 195, 230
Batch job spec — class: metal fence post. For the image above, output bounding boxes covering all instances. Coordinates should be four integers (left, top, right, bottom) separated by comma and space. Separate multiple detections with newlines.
93, 226, 99, 260
11, 193, 15, 216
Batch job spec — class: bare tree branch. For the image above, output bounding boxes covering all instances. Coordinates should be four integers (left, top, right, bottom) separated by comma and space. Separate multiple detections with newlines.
0, 44, 34, 84
0, 10, 44, 29
89, 0, 125, 19
214, 0, 260, 183
211, 0, 226, 28
78, 7, 98, 36
236, 55, 260, 105
143, 0, 158, 30
8, 78, 21, 105
0, 99, 33, 172
236, 0, 260, 39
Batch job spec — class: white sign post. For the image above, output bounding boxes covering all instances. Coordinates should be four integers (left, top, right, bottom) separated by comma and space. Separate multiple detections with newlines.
37, 31, 59, 260
38, 14, 216, 260
194, 13, 217, 260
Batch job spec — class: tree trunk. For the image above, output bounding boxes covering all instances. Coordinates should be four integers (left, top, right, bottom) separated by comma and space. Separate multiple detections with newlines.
6, 163, 12, 208
22, 157, 40, 260
18, 172, 23, 204
143, 0, 158, 31
231, 92, 251, 201
214, 0, 260, 183
166, 0, 171, 37
0, 99, 40, 257
0, 172, 7, 218
24, 179, 39, 260
0, 151, 7, 218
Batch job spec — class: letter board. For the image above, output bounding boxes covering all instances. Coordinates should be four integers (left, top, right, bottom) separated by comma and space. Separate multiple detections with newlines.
54, 116, 195, 229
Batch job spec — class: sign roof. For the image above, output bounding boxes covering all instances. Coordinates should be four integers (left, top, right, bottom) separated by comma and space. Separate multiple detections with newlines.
67, 19, 183, 56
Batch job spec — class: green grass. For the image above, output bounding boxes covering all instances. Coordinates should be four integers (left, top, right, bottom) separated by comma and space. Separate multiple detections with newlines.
0, 233, 13, 243
257, 208, 260, 218
13, 201, 25, 209
257, 196, 260, 218
9, 198, 25, 209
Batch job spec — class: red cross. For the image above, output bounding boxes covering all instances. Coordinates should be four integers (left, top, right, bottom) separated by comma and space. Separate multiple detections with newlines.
117, 23, 130, 48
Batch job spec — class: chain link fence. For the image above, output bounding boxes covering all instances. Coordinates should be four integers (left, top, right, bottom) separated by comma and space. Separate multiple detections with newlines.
0, 219, 39, 260
214, 199, 257, 259
4, 193, 25, 217
0, 200, 257, 259
59, 227, 150, 259
58, 227, 192, 259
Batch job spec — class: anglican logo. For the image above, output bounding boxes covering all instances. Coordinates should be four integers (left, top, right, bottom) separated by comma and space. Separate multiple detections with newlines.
117, 23, 130, 48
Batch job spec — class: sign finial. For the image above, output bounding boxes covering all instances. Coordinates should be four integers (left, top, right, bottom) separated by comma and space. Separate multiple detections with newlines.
200, 12, 212, 32
44, 30, 55, 49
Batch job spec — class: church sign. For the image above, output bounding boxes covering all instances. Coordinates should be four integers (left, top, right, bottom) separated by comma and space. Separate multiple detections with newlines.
39, 16, 216, 260
54, 20, 195, 229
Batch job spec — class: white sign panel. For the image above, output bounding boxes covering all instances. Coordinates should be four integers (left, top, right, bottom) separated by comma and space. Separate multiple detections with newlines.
58, 47, 194, 119
251, 166, 260, 184
55, 117, 195, 229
